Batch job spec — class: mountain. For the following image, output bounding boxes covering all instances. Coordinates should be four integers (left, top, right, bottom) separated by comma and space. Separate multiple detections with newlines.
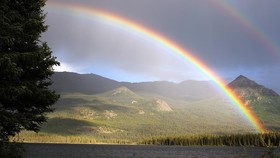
228, 75, 279, 97
228, 75, 280, 130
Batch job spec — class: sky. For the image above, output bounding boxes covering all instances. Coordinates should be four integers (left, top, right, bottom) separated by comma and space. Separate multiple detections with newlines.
43, 0, 280, 93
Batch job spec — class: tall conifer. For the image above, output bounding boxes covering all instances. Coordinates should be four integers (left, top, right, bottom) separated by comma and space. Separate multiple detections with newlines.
0, 0, 59, 142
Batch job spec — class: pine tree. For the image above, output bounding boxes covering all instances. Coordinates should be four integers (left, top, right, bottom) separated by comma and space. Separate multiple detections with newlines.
0, 0, 59, 142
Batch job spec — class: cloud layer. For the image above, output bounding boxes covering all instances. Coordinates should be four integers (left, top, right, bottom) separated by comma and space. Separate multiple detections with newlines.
43, 0, 280, 92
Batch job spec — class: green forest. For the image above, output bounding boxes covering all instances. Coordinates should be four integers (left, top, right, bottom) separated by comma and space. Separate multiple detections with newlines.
142, 132, 280, 147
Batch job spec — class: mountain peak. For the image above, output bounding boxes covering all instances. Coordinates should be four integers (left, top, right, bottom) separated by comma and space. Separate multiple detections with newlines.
236, 75, 248, 80
228, 75, 279, 96
228, 75, 259, 89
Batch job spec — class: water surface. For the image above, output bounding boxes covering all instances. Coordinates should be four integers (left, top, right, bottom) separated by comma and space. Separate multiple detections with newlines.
24, 143, 279, 158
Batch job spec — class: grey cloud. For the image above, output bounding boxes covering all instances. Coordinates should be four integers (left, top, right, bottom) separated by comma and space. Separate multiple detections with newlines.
43, 10, 204, 81
75, 0, 280, 68
44, 0, 280, 89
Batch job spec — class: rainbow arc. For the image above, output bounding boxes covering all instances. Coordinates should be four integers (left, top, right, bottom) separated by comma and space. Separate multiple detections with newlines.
47, 1, 266, 133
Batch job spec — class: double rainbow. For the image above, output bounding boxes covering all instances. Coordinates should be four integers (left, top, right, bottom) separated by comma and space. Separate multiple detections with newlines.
46, 1, 266, 133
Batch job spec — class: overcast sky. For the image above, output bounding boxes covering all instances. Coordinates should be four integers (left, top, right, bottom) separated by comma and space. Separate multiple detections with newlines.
43, 0, 280, 93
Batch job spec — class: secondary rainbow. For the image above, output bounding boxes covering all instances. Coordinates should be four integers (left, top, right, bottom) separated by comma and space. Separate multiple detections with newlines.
46, 1, 266, 133
212, 0, 280, 59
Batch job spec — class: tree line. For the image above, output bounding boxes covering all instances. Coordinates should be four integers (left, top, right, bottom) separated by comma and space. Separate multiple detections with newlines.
142, 132, 280, 147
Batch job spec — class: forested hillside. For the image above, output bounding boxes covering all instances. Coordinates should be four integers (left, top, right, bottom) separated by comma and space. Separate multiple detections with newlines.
17, 72, 280, 144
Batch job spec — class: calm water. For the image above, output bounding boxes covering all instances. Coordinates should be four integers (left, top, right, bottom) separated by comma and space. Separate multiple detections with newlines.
24, 143, 280, 158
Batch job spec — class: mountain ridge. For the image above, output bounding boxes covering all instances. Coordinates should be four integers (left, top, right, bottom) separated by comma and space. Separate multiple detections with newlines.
51, 72, 220, 100
52, 72, 279, 99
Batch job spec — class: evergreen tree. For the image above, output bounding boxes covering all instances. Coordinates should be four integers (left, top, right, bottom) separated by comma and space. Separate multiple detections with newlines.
0, 0, 59, 142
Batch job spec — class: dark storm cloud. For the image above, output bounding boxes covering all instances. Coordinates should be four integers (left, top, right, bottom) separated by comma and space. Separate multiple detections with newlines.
44, 0, 280, 92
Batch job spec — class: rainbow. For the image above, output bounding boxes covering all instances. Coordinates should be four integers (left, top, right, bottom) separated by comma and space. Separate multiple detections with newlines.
46, 1, 266, 133
212, 0, 280, 59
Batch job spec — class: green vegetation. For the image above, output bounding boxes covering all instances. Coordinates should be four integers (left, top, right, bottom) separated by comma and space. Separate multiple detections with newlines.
251, 96, 280, 131
16, 91, 264, 144
142, 132, 280, 147
14, 76, 280, 144
20, 72, 278, 144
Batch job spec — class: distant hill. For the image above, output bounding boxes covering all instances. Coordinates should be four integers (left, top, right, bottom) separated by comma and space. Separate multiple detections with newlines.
99, 86, 141, 105
105, 86, 139, 98
153, 99, 173, 112
51, 72, 220, 100
51, 72, 120, 94
123, 80, 218, 100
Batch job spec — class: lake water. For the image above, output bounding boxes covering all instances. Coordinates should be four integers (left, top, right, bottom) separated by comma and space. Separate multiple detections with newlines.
24, 143, 280, 158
